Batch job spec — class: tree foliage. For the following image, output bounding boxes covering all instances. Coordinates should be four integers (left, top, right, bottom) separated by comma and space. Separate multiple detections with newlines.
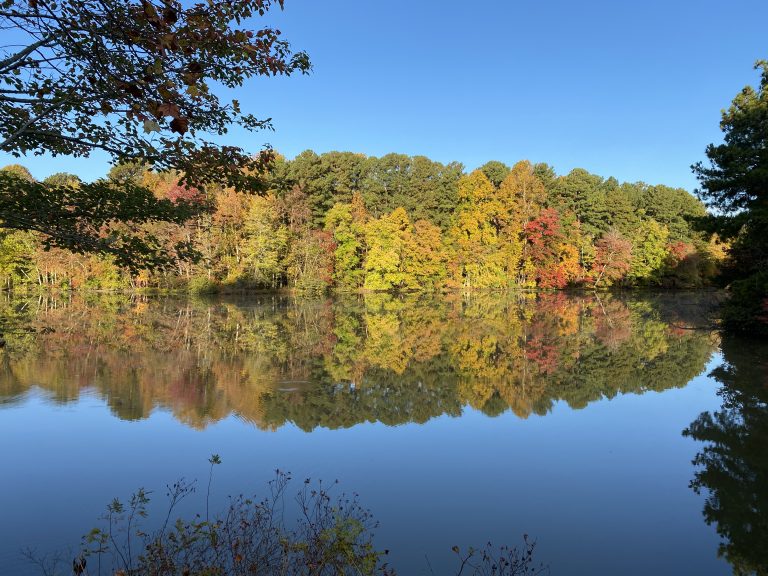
693, 60, 768, 335
0, 0, 309, 267
0, 0, 309, 191
0, 170, 201, 270
0, 149, 717, 292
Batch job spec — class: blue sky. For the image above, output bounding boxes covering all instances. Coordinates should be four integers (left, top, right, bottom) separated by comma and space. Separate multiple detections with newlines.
2, 0, 767, 191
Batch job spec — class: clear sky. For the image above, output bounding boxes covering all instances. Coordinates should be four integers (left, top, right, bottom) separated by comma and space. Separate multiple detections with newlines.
2, 0, 767, 191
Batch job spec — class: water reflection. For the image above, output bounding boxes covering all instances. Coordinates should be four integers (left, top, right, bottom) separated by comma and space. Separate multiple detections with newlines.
684, 334, 768, 575
0, 292, 718, 431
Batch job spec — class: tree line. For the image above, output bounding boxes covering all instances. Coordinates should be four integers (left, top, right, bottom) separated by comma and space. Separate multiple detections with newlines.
0, 153, 723, 293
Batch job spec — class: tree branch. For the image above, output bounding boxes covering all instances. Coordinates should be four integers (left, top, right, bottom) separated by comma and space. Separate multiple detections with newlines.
0, 35, 53, 73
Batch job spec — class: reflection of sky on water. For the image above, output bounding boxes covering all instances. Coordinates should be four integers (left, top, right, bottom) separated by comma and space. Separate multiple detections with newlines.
0, 354, 729, 576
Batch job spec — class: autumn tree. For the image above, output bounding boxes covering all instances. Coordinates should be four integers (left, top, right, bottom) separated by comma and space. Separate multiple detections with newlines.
629, 220, 669, 284
524, 208, 575, 289
239, 195, 289, 288
42, 172, 81, 188
324, 199, 367, 290
592, 229, 632, 287
279, 186, 334, 292
363, 207, 416, 291
403, 219, 447, 291
498, 160, 547, 230
447, 171, 513, 289
0, 0, 310, 267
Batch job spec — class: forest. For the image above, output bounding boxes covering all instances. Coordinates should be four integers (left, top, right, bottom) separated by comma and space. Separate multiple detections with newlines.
0, 152, 723, 294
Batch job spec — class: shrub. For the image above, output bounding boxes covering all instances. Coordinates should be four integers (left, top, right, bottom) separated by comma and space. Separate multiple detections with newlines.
31, 458, 547, 576
79, 469, 393, 576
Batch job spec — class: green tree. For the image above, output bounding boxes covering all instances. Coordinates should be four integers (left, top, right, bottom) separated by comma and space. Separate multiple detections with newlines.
281, 151, 368, 228
532, 162, 557, 192
603, 179, 642, 236
324, 200, 367, 290
479, 160, 511, 187
406, 155, 463, 229
640, 184, 706, 242
0, 229, 35, 288
240, 195, 289, 288
550, 168, 610, 238
693, 60, 768, 335
629, 220, 669, 284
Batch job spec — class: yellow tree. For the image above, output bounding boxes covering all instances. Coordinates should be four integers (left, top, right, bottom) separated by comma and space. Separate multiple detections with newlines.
498, 160, 547, 285
498, 160, 547, 229
363, 207, 417, 291
240, 195, 289, 288
403, 219, 447, 291
447, 171, 510, 289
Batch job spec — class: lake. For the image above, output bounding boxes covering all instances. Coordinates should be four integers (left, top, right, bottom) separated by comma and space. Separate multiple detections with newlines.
0, 291, 765, 575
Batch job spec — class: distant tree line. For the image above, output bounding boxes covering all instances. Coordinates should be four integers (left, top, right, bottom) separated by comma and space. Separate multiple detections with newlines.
0, 153, 723, 293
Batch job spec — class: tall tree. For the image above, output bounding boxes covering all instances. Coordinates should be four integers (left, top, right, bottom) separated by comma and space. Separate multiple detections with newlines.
447, 171, 511, 289
640, 184, 706, 242
498, 160, 547, 229
240, 195, 289, 288
629, 220, 669, 284
324, 200, 367, 290
693, 60, 768, 335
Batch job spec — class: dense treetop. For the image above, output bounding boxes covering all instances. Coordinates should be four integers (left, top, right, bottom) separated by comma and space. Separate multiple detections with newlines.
0, 151, 720, 293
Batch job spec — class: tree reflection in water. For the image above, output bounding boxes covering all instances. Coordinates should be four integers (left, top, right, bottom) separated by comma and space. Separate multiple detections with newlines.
0, 291, 718, 431
684, 335, 768, 576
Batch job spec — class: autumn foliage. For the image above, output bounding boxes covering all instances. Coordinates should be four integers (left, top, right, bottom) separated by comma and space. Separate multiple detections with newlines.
0, 153, 720, 293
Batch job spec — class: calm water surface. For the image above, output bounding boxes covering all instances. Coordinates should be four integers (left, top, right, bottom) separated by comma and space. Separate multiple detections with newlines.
0, 292, 765, 575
